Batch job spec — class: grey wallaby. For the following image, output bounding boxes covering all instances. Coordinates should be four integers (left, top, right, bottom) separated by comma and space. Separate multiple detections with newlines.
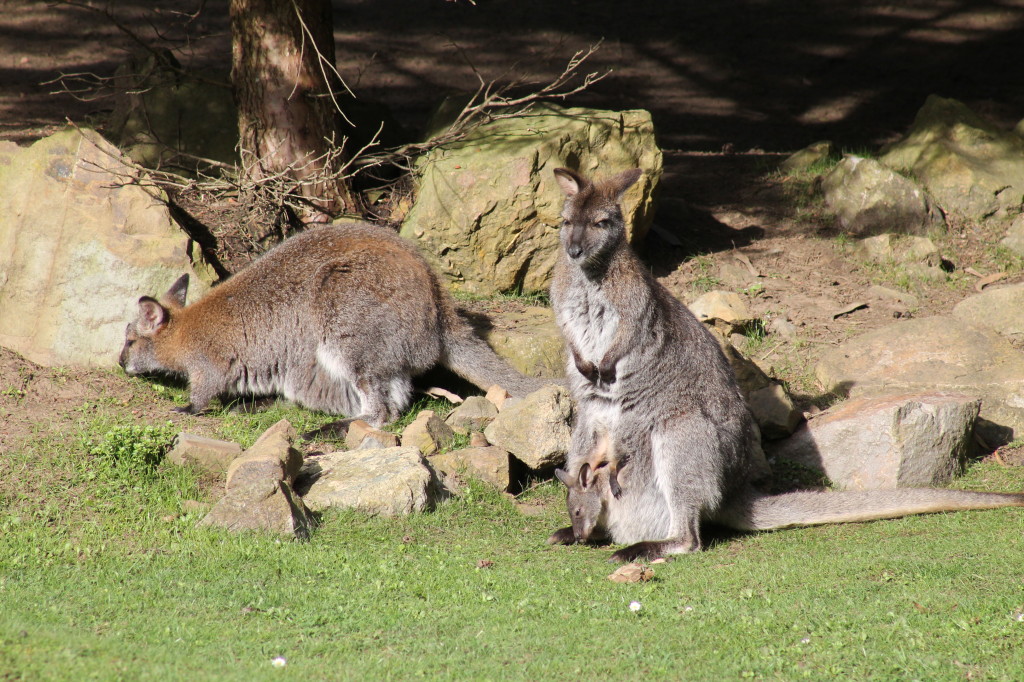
546, 167, 1024, 562
119, 222, 549, 426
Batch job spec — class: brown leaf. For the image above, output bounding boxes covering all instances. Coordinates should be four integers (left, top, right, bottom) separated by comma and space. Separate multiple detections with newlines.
476, 560, 494, 569
423, 386, 464, 404
608, 563, 654, 583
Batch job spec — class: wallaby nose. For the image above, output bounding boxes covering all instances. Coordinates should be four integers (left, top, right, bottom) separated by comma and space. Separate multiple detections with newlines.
567, 244, 583, 259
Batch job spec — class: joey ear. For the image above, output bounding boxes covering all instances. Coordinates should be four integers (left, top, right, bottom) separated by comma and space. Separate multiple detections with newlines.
136, 296, 169, 335
609, 168, 643, 199
554, 468, 573, 487
163, 274, 189, 308
578, 462, 593, 490
553, 167, 585, 197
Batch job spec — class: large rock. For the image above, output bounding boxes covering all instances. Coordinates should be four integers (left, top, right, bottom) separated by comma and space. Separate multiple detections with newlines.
952, 283, 1024, 343
483, 384, 573, 469
766, 393, 980, 490
469, 304, 566, 379
198, 480, 311, 539
300, 447, 437, 516
0, 127, 212, 367
820, 155, 943, 235
880, 95, 1024, 220
1001, 214, 1024, 257
816, 316, 1024, 443
400, 103, 662, 295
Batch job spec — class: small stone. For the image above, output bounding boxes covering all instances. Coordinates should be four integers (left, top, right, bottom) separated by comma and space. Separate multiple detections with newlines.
226, 419, 303, 491
485, 385, 511, 411
688, 290, 752, 333
609, 564, 654, 583
167, 433, 242, 474
769, 317, 798, 339
401, 410, 456, 456
345, 419, 400, 450
469, 431, 490, 447
445, 396, 499, 435
779, 140, 832, 174
429, 446, 511, 491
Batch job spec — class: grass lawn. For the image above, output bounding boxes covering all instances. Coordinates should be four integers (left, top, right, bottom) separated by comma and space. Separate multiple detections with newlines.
3, 403, 1024, 681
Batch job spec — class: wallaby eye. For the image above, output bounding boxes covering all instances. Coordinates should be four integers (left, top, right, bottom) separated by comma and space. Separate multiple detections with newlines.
595, 219, 611, 229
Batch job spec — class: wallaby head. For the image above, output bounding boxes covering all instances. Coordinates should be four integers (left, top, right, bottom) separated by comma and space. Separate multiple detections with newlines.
553, 167, 642, 270
118, 274, 190, 376
554, 462, 612, 542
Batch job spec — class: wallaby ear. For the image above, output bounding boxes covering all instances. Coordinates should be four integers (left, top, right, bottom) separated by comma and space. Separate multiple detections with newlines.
609, 168, 643, 199
553, 168, 585, 197
136, 296, 169, 335
554, 468, 573, 487
578, 462, 594, 490
163, 274, 189, 308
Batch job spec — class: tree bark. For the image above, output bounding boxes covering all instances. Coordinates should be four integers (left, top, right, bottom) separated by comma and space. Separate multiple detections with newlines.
230, 0, 361, 219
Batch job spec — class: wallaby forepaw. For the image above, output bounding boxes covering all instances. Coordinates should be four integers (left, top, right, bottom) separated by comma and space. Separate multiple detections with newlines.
172, 404, 200, 415
547, 527, 578, 545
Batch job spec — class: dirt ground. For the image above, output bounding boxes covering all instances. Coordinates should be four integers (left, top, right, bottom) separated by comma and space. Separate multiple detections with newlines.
2, 0, 1024, 456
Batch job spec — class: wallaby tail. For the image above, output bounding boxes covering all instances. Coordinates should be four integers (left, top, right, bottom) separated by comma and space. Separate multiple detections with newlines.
440, 320, 555, 398
718, 488, 1024, 531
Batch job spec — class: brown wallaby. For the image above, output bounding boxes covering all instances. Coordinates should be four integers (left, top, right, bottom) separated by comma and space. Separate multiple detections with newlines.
545, 167, 1024, 562
119, 222, 550, 426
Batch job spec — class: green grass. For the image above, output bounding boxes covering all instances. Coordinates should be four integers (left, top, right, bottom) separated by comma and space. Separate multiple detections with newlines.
4, 406, 1024, 680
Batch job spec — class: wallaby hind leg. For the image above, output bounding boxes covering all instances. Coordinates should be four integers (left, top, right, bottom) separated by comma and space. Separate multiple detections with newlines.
353, 375, 408, 427
609, 513, 702, 562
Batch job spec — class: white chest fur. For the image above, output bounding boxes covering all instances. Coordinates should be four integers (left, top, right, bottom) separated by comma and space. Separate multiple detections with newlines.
558, 283, 619, 364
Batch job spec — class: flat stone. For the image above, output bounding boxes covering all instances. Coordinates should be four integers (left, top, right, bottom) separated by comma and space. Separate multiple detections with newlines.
816, 315, 1024, 443
167, 433, 242, 474
952, 283, 1024, 343
345, 419, 400, 450
300, 446, 436, 516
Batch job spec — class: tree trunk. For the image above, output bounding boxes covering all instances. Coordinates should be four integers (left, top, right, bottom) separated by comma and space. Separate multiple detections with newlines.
230, 0, 361, 219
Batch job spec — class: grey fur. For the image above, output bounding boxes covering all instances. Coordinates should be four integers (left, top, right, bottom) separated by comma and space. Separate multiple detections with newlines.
546, 167, 1024, 562
119, 222, 549, 426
